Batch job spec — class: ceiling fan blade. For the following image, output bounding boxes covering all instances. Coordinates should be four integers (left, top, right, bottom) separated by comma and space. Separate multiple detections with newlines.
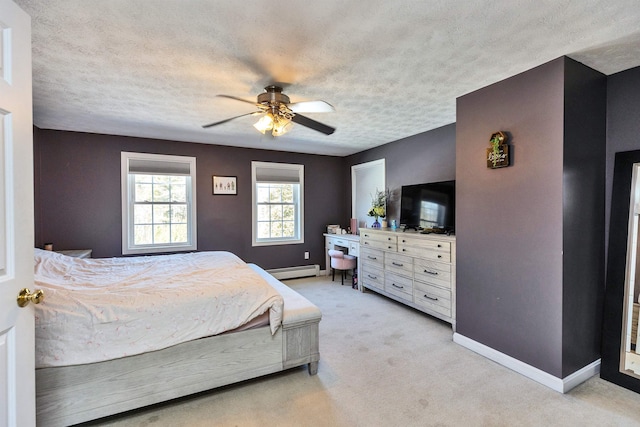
215, 94, 259, 106
202, 111, 262, 128
289, 100, 335, 113
291, 114, 335, 135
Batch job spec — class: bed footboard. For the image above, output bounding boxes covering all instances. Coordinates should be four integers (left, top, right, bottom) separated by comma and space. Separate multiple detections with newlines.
36, 264, 322, 426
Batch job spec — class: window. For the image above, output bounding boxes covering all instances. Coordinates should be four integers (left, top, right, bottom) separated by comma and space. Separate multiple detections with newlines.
121, 152, 197, 255
252, 161, 304, 246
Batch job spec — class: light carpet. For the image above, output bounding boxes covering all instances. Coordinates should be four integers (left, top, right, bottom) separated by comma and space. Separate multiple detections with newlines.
85, 276, 640, 427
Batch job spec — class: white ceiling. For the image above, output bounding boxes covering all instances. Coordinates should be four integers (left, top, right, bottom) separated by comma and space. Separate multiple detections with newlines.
14, 0, 640, 156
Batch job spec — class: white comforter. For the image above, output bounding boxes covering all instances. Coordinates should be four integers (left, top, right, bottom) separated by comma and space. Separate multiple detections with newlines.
34, 249, 284, 368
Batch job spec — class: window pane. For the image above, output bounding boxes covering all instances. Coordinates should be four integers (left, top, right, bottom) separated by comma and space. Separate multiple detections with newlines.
257, 222, 270, 239
134, 224, 153, 245
153, 183, 170, 202
269, 186, 282, 202
135, 174, 153, 184
270, 205, 283, 221
171, 204, 187, 223
134, 204, 152, 224
257, 186, 270, 203
153, 204, 171, 224
134, 183, 153, 202
282, 205, 294, 220
270, 221, 283, 238
170, 183, 186, 202
154, 224, 170, 244
281, 185, 294, 203
171, 224, 188, 243
282, 221, 295, 237
257, 205, 270, 221
153, 175, 171, 185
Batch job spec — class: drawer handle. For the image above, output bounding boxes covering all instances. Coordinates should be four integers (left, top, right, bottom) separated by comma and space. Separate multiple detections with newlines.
388, 246, 393, 249
392, 283, 404, 289
392, 262, 404, 267
402, 248, 407, 252
364, 242, 370, 245
388, 237, 393, 241
368, 274, 378, 280
424, 269, 439, 275
367, 256, 377, 260
437, 244, 442, 248
437, 255, 442, 258
424, 294, 438, 301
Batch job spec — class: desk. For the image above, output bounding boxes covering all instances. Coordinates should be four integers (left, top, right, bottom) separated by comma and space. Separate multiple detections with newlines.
323, 233, 360, 278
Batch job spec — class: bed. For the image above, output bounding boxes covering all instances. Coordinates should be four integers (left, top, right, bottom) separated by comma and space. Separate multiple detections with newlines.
33, 249, 321, 427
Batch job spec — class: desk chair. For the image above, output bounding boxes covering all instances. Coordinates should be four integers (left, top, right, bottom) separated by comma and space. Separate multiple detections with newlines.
328, 249, 357, 286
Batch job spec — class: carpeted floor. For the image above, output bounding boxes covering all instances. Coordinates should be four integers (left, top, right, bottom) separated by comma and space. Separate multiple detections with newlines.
85, 276, 640, 427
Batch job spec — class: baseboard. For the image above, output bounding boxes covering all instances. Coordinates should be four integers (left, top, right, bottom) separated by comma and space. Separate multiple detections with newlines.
453, 333, 600, 393
267, 264, 320, 280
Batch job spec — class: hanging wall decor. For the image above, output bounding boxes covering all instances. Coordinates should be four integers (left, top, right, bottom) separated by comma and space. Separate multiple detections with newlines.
487, 131, 510, 169
212, 175, 237, 195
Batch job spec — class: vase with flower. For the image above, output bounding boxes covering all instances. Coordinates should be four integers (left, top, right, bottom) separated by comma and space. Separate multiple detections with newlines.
367, 189, 387, 228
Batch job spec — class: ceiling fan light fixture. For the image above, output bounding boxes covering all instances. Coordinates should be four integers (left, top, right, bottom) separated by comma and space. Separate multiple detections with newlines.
272, 118, 293, 136
254, 114, 274, 134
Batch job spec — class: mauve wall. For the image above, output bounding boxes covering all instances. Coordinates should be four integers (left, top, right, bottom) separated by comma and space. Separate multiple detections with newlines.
33, 129, 346, 269
344, 124, 456, 220
456, 57, 605, 378
456, 59, 566, 377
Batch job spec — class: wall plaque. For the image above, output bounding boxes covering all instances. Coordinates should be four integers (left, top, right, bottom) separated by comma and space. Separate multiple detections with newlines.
487, 131, 510, 169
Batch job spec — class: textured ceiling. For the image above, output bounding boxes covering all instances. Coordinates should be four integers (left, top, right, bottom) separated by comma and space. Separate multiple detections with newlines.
14, 0, 640, 156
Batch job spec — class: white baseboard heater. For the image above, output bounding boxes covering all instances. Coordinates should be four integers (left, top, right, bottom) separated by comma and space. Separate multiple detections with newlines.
267, 264, 320, 280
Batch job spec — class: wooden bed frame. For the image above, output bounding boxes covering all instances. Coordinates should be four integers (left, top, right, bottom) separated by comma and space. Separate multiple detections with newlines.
35, 265, 321, 426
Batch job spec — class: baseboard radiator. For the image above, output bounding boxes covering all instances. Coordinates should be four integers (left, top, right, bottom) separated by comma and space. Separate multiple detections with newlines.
267, 264, 320, 280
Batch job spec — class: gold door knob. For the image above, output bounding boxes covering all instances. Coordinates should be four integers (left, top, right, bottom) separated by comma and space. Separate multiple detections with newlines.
17, 288, 45, 307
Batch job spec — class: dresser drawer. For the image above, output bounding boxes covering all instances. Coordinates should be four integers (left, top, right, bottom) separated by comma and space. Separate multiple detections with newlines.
361, 237, 397, 251
349, 241, 360, 257
400, 245, 451, 263
361, 231, 397, 243
398, 236, 450, 252
414, 259, 451, 289
361, 263, 384, 291
414, 281, 451, 317
360, 247, 384, 267
327, 236, 352, 248
385, 252, 413, 277
385, 272, 413, 300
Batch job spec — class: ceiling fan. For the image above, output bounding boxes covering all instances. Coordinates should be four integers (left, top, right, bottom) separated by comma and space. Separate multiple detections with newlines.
202, 85, 335, 136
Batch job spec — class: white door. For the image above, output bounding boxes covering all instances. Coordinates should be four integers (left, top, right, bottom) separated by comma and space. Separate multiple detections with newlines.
0, 1, 35, 426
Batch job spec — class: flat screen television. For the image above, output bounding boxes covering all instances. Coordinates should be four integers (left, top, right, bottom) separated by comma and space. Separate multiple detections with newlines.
400, 180, 455, 232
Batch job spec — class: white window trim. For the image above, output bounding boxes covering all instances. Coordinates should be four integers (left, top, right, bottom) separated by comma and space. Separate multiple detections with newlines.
121, 152, 197, 255
252, 161, 304, 247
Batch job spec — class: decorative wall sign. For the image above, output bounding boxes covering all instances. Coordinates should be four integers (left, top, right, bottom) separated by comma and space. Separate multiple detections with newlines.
487, 131, 510, 169
212, 175, 237, 195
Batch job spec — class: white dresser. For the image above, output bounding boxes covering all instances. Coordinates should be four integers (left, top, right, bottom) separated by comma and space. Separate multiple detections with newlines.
360, 228, 456, 329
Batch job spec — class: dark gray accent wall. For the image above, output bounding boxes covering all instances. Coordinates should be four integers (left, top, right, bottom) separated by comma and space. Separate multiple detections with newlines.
344, 124, 456, 221
562, 58, 606, 376
455, 57, 606, 378
33, 129, 346, 269
606, 66, 640, 247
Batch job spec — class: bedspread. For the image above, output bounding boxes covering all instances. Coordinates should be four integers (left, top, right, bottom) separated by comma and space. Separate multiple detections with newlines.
33, 249, 284, 368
